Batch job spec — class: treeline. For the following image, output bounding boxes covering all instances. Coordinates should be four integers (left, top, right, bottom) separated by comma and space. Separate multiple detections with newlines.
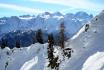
0, 22, 68, 49
0, 38, 21, 49
0, 22, 68, 50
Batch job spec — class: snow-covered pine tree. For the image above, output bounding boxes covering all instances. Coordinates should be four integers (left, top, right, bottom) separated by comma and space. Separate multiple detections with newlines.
47, 33, 60, 70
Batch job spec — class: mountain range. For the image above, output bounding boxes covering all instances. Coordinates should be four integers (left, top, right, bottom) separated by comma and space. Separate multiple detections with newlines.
0, 11, 93, 48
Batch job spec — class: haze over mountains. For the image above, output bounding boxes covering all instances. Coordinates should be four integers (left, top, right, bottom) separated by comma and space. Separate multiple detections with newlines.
0, 11, 92, 35
0, 11, 93, 48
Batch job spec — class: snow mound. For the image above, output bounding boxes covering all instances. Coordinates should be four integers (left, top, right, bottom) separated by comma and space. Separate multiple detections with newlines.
20, 56, 38, 70
82, 52, 104, 70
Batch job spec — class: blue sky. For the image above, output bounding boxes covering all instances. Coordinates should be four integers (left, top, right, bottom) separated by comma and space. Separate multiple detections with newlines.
0, 0, 104, 17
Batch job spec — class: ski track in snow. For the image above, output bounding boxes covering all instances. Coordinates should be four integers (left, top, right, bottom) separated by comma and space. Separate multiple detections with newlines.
20, 56, 38, 70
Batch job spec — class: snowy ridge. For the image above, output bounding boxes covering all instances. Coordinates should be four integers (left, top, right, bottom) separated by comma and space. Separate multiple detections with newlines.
71, 23, 86, 40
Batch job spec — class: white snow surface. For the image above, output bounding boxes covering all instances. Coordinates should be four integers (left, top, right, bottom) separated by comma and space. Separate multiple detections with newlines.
0, 43, 48, 70
71, 23, 86, 40
63, 11, 104, 70
20, 56, 38, 70
82, 52, 104, 70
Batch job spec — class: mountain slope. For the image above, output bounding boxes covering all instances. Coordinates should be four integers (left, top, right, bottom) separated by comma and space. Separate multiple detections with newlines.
0, 43, 47, 70
82, 52, 104, 70
63, 11, 104, 70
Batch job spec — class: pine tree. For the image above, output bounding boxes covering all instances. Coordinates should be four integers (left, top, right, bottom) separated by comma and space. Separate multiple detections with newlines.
32, 33, 36, 44
47, 33, 54, 68
36, 29, 43, 44
16, 40, 20, 48
1, 39, 8, 49
47, 33, 54, 60
47, 33, 60, 70
48, 33, 54, 48
59, 22, 65, 49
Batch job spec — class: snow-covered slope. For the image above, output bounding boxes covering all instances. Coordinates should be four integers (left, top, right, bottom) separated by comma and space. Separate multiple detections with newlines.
0, 12, 92, 36
63, 11, 104, 70
0, 43, 47, 70
0, 43, 65, 70
82, 52, 104, 70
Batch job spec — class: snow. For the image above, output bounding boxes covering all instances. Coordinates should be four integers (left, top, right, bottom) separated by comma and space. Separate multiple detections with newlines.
63, 10, 104, 70
82, 52, 104, 70
1, 11, 104, 70
0, 43, 47, 70
71, 23, 86, 40
19, 17, 34, 20
20, 56, 38, 70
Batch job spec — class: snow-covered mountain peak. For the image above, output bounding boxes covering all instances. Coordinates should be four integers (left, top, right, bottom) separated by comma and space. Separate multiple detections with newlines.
0, 11, 93, 44
75, 11, 88, 16
38, 12, 52, 18
64, 13, 74, 18
52, 12, 63, 16
6, 16, 20, 23
38, 12, 63, 19
75, 11, 93, 19
11, 16, 19, 19
72, 10, 104, 39
42, 12, 52, 16
19, 15, 36, 20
